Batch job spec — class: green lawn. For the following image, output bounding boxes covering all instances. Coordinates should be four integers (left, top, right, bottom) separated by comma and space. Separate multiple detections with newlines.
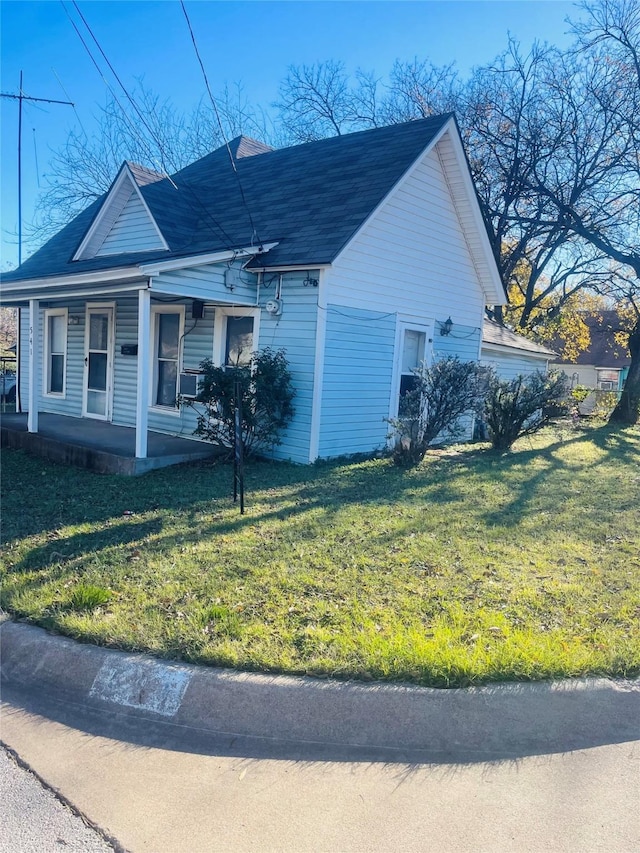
2, 423, 639, 687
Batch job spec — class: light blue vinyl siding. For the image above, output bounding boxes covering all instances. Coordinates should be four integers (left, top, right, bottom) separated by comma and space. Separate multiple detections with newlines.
96, 193, 165, 255
481, 348, 550, 381
432, 322, 482, 442
258, 271, 318, 464
153, 262, 257, 303
432, 321, 481, 362
319, 306, 396, 458
22, 299, 86, 416
18, 307, 29, 405
112, 295, 215, 439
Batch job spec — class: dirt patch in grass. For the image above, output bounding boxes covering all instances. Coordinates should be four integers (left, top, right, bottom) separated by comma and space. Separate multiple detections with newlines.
2, 423, 639, 687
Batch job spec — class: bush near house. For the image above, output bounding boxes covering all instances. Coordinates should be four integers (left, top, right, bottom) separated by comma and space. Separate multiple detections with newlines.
387, 356, 487, 466
481, 371, 569, 452
1, 424, 638, 688
187, 348, 295, 458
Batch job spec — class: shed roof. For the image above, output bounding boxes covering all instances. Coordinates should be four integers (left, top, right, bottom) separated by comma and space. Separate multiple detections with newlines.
482, 318, 557, 357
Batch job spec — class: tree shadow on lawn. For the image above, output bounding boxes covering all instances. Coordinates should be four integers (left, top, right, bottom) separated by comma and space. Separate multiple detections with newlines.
459, 425, 639, 532
2, 518, 164, 605
3, 424, 636, 555
2, 447, 443, 543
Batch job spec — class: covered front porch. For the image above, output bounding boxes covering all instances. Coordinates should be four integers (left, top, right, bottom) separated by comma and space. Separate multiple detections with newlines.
1, 412, 219, 475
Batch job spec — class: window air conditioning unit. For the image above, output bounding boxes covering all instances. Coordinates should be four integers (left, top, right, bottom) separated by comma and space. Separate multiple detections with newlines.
179, 371, 203, 399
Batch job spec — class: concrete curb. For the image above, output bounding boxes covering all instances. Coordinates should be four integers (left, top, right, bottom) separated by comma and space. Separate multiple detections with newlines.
2, 620, 638, 755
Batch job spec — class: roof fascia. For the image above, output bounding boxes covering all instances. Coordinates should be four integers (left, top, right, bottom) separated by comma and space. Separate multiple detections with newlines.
72, 163, 169, 261
0, 266, 143, 292
332, 117, 453, 268
1, 278, 149, 305
139, 242, 279, 275
442, 125, 507, 305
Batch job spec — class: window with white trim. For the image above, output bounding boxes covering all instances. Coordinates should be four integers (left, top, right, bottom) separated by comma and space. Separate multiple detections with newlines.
151, 306, 184, 408
225, 315, 254, 367
44, 308, 67, 396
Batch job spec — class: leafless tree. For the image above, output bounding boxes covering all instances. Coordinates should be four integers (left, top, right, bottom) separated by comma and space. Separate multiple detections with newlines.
517, 0, 640, 422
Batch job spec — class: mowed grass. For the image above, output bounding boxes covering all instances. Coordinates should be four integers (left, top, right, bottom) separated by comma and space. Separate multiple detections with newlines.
1, 423, 639, 687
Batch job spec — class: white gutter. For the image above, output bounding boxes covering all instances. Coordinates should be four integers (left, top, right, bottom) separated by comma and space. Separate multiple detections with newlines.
139, 243, 279, 275
245, 263, 331, 273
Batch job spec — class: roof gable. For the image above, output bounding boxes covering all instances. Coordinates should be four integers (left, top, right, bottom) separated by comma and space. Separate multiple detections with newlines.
2, 117, 505, 288
73, 163, 169, 260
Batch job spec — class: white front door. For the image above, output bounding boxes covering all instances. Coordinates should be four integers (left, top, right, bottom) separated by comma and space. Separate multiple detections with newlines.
83, 305, 115, 420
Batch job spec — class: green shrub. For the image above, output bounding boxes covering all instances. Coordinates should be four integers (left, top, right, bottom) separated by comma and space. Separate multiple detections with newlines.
481, 371, 569, 451
387, 357, 487, 466
188, 348, 295, 458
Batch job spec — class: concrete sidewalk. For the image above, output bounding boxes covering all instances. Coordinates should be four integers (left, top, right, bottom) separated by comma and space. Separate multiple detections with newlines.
2, 681, 639, 852
2, 620, 639, 852
1, 620, 639, 759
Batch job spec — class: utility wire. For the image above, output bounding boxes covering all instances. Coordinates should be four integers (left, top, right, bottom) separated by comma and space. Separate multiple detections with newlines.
60, 2, 161, 175
180, 0, 262, 248
51, 66, 89, 138
61, 0, 238, 251
70, 0, 176, 185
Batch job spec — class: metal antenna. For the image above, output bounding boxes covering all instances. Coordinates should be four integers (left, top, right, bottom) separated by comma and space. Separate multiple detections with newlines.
1, 72, 74, 265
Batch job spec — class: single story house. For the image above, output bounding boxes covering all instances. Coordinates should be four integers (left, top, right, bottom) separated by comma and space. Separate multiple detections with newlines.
551, 311, 630, 390
550, 311, 630, 414
481, 318, 557, 379
1, 115, 507, 470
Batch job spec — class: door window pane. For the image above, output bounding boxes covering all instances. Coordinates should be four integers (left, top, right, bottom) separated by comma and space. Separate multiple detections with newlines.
89, 314, 109, 351
225, 316, 254, 366
88, 352, 108, 391
87, 390, 106, 416
399, 329, 426, 403
401, 330, 425, 373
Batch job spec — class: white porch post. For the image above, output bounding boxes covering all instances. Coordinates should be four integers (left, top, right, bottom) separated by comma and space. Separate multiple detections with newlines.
27, 299, 40, 433
135, 288, 150, 458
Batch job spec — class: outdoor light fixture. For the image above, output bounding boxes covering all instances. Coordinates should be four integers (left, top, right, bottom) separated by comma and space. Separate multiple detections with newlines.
440, 317, 453, 336
68, 315, 81, 325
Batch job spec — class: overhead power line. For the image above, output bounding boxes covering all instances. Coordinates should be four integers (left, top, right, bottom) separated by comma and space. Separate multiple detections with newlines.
180, 0, 263, 249
60, 0, 238, 251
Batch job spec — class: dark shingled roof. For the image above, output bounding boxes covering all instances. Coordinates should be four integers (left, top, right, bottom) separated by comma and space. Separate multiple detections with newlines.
551, 311, 631, 368
3, 115, 452, 283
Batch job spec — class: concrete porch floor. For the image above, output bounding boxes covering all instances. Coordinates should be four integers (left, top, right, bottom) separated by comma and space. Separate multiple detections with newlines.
0, 412, 219, 475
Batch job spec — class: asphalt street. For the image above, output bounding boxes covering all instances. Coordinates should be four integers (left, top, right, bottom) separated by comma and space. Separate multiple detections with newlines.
2, 682, 639, 853
0, 745, 114, 853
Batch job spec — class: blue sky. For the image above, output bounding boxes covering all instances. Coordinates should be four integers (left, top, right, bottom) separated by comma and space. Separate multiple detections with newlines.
1, 1, 579, 268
